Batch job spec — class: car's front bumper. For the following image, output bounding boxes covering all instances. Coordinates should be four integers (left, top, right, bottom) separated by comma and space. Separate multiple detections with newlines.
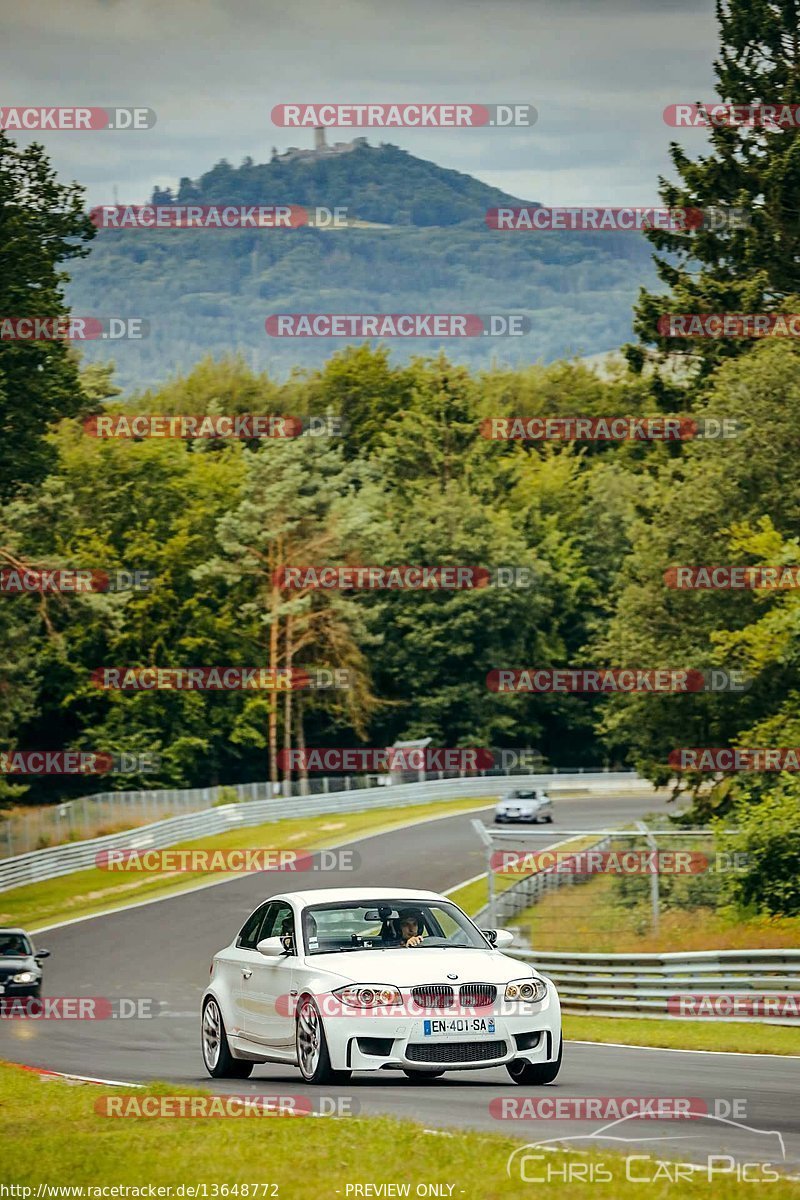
0, 982, 40, 998
325, 994, 561, 1073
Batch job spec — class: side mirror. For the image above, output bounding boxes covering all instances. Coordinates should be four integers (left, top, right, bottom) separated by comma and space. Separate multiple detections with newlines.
482, 929, 514, 949
256, 936, 289, 957
34, 949, 51, 960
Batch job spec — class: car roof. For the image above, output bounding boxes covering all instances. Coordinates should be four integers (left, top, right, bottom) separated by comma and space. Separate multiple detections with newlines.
269, 887, 445, 907
0, 928, 29, 935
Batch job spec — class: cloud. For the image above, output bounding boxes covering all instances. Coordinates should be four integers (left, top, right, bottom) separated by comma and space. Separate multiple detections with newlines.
0, 0, 719, 205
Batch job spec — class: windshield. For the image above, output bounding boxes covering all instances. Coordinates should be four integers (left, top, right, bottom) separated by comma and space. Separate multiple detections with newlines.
301, 900, 489, 956
506, 791, 537, 801
0, 933, 31, 957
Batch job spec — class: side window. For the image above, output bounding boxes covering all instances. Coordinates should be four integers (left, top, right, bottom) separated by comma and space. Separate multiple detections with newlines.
261, 902, 295, 950
237, 902, 272, 950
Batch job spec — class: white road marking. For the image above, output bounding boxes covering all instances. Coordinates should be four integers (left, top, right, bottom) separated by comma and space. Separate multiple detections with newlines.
568, 1038, 800, 1059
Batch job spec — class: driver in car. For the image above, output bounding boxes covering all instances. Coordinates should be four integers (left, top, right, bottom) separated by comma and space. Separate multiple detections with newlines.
395, 907, 425, 947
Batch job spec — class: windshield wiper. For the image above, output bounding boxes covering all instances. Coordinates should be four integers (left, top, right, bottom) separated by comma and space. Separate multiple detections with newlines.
311, 945, 380, 954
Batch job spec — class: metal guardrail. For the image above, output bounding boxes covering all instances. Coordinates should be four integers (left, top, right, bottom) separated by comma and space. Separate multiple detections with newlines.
0, 771, 646, 893
0, 765, 639, 858
509, 947, 800, 1024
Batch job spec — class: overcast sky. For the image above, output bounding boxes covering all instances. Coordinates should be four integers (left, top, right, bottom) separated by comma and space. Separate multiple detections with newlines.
1, 0, 720, 207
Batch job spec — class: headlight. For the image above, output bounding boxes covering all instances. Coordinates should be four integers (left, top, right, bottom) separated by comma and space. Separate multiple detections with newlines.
332, 985, 402, 1008
504, 977, 547, 1002
11, 972, 36, 984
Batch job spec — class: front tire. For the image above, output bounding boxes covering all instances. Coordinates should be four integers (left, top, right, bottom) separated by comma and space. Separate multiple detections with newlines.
202, 997, 253, 1079
506, 1038, 562, 1085
296, 995, 351, 1085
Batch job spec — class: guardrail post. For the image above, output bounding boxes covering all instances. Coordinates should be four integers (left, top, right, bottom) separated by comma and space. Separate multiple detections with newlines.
469, 818, 496, 929
636, 820, 659, 934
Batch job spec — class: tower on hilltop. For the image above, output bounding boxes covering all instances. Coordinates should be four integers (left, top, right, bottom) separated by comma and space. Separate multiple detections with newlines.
314, 126, 326, 152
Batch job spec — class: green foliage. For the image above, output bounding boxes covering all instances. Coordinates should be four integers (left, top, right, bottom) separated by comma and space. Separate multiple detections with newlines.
213, 786, 241, 806
629, 0, 800, 377
716, 784, 800, 916
1, 345, 651, 803
591, 340, 800, 786
0, 131, 96, 498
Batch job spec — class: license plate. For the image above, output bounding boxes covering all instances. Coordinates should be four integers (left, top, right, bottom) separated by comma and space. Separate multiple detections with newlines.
423, 1017, 495, 1036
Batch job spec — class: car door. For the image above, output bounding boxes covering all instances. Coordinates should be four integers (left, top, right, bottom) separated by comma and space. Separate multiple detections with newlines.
224, 901, 272, 1037
241, 900, 298, 1048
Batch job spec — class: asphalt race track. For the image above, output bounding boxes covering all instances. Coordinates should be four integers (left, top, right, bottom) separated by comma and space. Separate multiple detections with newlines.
2, 792, 798, 1175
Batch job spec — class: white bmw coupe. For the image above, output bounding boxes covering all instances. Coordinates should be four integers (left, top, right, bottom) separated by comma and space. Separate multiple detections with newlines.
201, 887, 562, 1085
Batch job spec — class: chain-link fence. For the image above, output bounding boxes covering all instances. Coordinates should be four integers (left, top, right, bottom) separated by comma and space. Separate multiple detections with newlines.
472, 821, 744, 955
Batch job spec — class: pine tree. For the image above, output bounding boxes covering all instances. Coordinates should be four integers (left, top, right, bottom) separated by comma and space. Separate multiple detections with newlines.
628, 0, 800, 381
0, 131, 96, 498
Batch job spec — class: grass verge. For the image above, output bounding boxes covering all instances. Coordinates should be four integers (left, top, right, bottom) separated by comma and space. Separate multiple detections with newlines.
510, 872, 800, 952
564, 1014, 800, 1056
1, 797, 489, 932
2, 1062, 796, 1196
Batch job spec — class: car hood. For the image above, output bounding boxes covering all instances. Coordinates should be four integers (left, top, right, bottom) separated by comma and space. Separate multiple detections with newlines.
0, 956, 36, 974
304, 948, 536, 985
